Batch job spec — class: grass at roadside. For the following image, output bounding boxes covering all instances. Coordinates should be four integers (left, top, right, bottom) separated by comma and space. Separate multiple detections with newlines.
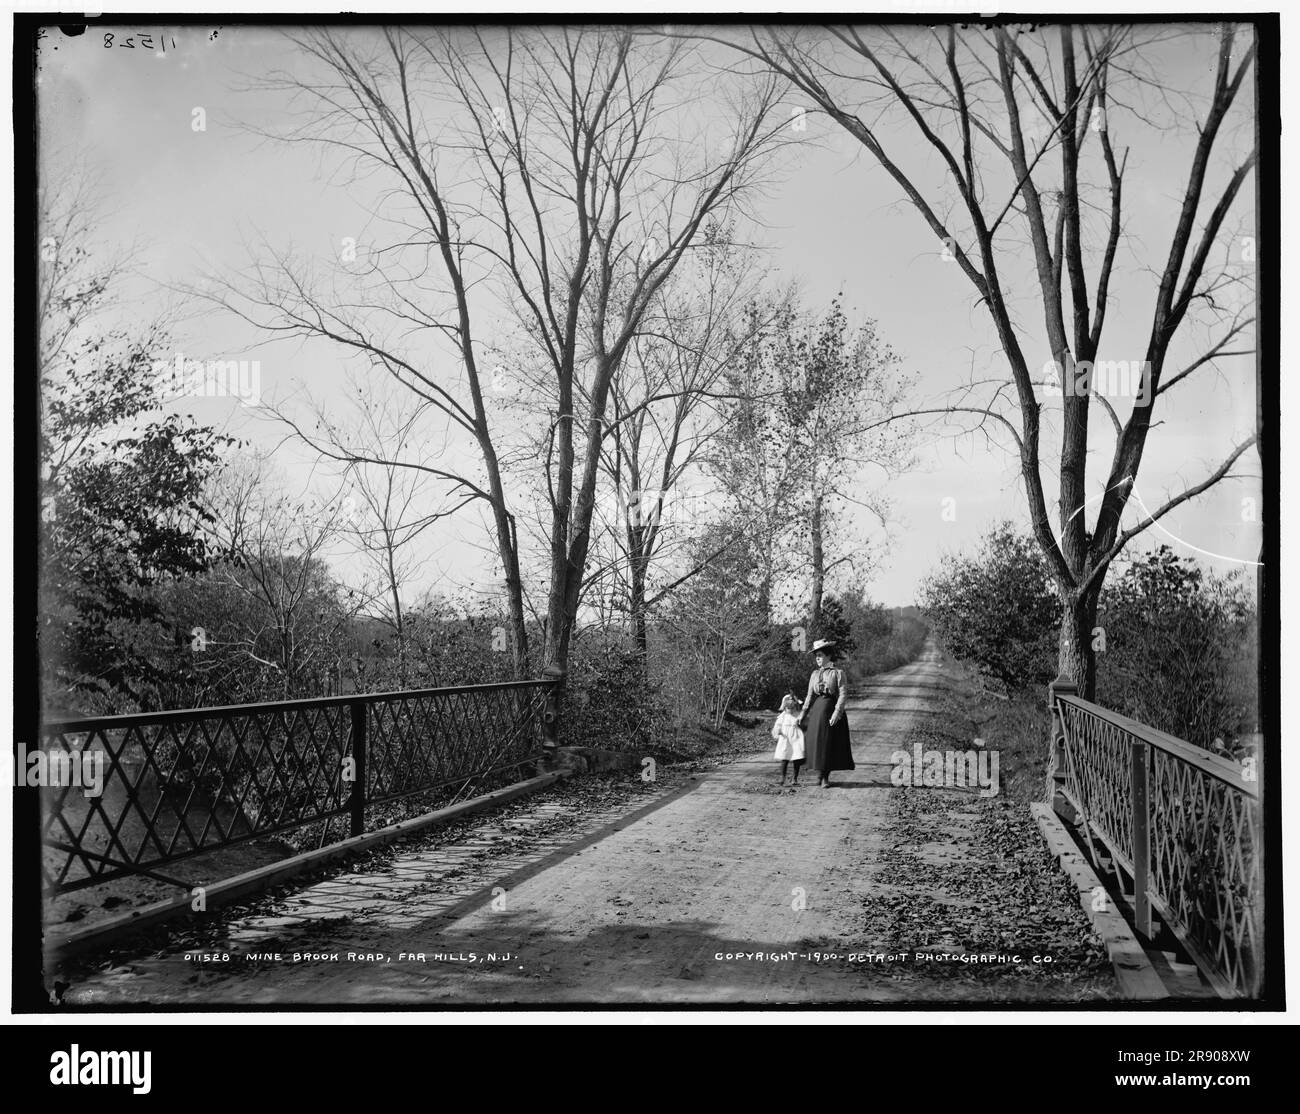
856, 651, 1115, 1001
900, 654, 1051, 805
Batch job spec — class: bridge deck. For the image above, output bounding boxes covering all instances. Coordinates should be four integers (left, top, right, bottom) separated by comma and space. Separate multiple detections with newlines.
57, 649, 1127, 1006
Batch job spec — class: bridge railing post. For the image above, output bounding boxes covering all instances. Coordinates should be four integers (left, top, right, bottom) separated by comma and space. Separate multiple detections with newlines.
541, 665, 565, 767
1046, 674, 1077, 815
1131, 737, 1152, 938
349, 699, 367, 837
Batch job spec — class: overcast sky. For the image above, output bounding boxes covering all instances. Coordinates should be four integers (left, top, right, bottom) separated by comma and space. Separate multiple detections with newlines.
35, 20, 1262, 610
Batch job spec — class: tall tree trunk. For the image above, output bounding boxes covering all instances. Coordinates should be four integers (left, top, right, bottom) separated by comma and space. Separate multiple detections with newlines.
631, 558, 648, 677
626, 516, 650, 685
546, 355, 620, 679
485, 481, 529, 678
395, 615, 406, 688
810, 490, 825, 627
387, 556, 406, 688
543, 378, 577, 676
1057, 583, 1101, 699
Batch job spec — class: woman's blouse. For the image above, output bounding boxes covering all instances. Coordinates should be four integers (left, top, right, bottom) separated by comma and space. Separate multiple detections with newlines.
803, 666, 847, 719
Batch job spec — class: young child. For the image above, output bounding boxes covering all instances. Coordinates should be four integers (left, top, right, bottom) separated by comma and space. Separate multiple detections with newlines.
772, 693, 806, 785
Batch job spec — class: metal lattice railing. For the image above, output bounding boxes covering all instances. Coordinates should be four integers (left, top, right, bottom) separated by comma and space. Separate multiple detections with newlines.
1053, 692, 1262, 998
37, 679, 557, 895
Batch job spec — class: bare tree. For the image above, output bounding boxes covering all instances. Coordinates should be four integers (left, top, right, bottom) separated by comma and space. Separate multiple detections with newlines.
585, 225, 775, 672
201, 454, 364, 699
265, 373, 467, 686
706, 22, 1257, 696
206, 27, 789, 686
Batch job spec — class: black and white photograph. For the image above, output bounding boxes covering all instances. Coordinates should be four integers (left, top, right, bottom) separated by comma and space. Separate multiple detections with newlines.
12, 7, 1282, 1028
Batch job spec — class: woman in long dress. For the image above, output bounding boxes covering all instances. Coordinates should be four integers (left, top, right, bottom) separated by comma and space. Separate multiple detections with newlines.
799, 640, 854, 788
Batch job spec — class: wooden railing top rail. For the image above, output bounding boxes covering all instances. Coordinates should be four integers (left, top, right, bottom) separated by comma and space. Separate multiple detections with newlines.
40, 678, 558, 733
1055, 693, 1257, 798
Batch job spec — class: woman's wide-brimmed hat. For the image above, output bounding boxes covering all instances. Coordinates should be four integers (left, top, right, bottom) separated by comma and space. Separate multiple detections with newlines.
810, 639, 838, 654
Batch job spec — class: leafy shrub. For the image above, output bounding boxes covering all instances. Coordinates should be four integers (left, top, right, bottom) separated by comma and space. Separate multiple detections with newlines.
1097, 547, 1257, 749
920, 523, 1258, 748
918, 522, 1061, 692
560, 633, 670, 752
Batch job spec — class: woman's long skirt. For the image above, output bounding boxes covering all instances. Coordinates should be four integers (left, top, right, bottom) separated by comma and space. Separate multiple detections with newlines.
803, 694, 855, 773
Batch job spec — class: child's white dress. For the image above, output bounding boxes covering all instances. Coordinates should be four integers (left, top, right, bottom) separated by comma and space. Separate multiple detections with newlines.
772, 711, 806, 761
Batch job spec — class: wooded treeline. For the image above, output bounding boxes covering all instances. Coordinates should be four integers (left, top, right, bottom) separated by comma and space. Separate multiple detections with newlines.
39, 24, 1256, 746
919, 523, 1258, 752
38, 29, 918, 736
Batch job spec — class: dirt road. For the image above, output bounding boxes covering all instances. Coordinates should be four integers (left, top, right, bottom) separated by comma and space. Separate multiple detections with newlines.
59, 643, 1116, 1006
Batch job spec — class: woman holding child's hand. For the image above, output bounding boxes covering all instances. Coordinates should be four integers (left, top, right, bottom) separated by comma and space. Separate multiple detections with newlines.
799, 640, 855, 788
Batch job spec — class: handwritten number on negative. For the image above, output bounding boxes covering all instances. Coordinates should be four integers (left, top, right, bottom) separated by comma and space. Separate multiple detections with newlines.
105, 31, 175, 51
